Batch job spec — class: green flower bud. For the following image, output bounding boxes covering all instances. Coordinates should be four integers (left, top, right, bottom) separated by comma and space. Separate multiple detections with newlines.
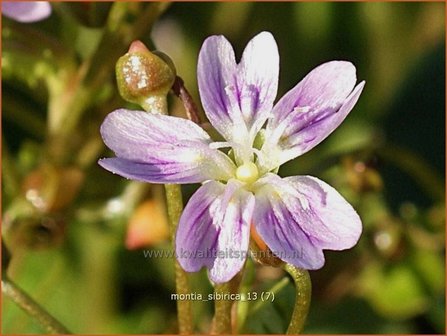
116, 40, 176, 113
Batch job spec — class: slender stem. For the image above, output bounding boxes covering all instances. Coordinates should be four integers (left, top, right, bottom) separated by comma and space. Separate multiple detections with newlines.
133, 35, 193, 335
2, 277, 71, 334
212, 273, 243, 334
283, 264, 311, 334
141, 95, 169, 115
164, 184, 193, 334
144, 83, 194, 334
140, 66, 195, 334
212, 283, 233, 334
171, 76, 201, 124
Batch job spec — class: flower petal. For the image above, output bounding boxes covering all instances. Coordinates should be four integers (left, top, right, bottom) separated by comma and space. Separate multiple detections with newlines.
237, 32, 279, 134
252, 179, 323, 269
271, 61, 357, 128
2, 1, 51, 22
208, 180, 254, 283
99, 157, 214, 184
99, 109, 236, 183
197, 35, 241, 140
197, 32, 279, 150
176, 180, 254, 283
176, 181, 225, 272
252, 173, 361, 269
283, 175, 362, 250
263, 61, 365, 167
281, 82, 365, 165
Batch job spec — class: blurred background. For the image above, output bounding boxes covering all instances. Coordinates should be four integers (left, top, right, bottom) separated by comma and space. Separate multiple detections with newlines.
2, 2, 445, 334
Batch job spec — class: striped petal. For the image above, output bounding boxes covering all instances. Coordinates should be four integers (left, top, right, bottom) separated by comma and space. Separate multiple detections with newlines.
176, 180, 254, 283
261, 61, 365, 170
99, 109, 236, 184
252, 173, 362, 269
197, 32, 279, 156
175, 181, 224, 272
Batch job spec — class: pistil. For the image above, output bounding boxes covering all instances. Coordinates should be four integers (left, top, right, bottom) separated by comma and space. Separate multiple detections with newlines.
235, 162, 259, 184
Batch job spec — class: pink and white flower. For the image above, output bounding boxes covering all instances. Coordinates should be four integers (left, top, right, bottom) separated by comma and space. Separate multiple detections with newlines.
99, 32, 365, 283
2, 1, 51, 23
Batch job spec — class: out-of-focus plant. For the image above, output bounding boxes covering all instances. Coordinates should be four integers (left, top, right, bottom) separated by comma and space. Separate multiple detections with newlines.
2, 2, 444, 334
2, 2, 170, 333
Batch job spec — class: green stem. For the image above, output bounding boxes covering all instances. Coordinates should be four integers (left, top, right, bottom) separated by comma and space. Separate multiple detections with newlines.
164, 184, 193, 334
283, 264, 311, 334
2, 277, 71, 334
139, 53, 194, 333
213, 283, 233, 334
212, 273, 242, 334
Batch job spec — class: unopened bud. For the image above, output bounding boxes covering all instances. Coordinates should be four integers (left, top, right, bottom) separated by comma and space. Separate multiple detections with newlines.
116, 40, 176, 113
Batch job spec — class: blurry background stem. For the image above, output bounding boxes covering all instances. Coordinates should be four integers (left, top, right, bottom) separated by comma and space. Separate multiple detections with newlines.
283, 264, 311, 334
2, 277, 71, 334
378, 144, 445, 202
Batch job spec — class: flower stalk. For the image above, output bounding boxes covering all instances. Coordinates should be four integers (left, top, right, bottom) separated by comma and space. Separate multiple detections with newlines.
153, 78, 195, 334
164, 184, 194, 334
212, 272, 242, 334
283, 264, 311, 334
114, 38, 194, 333
212, 282, 233, 334
2, 277, 71, 334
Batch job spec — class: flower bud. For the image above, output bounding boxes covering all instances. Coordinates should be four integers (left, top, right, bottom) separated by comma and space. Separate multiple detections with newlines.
116, 40, 176, 113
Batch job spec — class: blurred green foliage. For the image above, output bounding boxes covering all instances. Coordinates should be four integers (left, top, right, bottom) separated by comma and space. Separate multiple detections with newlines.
2, 2, 445, 334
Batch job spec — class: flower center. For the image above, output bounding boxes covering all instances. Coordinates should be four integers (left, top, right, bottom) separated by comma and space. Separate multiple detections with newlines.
236, 162, 259, 184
